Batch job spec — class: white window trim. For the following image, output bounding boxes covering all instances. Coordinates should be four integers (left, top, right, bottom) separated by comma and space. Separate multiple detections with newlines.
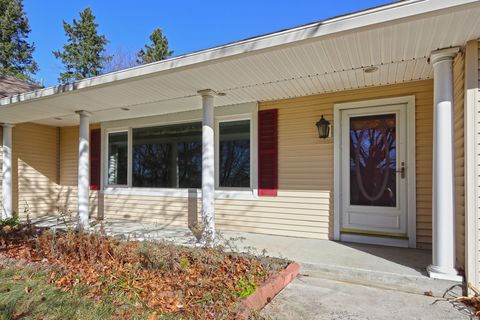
104, 129, 129, 188
215, 113, 258, 193
101, 103, 258, 200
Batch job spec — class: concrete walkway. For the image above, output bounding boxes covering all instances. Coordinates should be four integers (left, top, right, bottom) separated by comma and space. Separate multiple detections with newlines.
261, 275, 472, 320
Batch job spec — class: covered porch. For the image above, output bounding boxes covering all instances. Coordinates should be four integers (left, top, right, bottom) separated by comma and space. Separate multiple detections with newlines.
1, 0, 480, 286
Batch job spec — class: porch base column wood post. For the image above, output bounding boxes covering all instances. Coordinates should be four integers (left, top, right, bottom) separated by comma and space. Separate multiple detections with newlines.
198, 89, 216, 244
76, 111, 90, 230
427, 47, 462, 282
1, 124, 14, 220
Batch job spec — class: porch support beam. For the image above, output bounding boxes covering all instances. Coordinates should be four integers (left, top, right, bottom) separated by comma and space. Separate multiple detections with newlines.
198, 89, 216, 244
427, 47, 462, 282
1, 124, 14, 220
76, 110, 90, 230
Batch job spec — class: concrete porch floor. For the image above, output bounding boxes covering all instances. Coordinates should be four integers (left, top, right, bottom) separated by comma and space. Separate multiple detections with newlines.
31, 217, 462, 297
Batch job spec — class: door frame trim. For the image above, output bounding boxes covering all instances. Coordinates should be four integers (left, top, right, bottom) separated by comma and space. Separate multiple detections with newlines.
333, 95, 416, 248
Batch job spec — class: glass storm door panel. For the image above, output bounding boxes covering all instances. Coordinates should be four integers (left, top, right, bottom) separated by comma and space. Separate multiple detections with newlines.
341, 105, 407, 237
349, 114, 397, 207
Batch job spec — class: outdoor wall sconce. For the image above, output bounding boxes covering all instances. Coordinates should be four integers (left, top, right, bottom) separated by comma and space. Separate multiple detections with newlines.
316, 115, 330, 139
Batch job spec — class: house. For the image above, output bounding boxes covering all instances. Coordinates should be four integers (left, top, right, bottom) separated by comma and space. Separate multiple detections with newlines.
1, 0, 480, 287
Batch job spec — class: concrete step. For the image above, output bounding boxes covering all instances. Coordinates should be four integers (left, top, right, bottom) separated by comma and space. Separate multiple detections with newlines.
300, 262, 463, 298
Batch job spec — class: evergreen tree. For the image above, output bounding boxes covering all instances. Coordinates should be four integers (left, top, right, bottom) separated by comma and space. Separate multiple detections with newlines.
136, 28, 173, 64
0, 0, 38, 80
53, 7, 111, 83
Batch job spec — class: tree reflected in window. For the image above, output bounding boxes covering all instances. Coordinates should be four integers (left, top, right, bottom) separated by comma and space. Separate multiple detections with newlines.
349, 114, 396, 207
219, 120, 250, 188
132, 123, 202, 188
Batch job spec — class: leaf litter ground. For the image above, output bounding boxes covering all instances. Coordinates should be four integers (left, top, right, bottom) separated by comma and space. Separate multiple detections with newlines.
0, 224, 288, 319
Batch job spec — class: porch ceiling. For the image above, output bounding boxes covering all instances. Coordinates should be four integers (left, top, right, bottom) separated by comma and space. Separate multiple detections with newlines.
1, 0, 480, 127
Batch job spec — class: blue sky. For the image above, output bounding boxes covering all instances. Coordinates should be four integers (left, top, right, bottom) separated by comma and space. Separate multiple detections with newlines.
24, 0, 393, 87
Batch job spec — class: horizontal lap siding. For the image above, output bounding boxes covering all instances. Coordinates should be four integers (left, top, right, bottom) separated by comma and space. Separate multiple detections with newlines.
453, 52, 465, 270
103, 194, 198, 227
259, 80, 433, 247
0, 123, 59, 218
216, 191, 331, 239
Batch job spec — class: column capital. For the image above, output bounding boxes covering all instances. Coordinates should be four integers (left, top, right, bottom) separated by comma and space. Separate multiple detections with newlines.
1, 123, 15, 128
75, 110, 91, 117
197, 89, 226, 97
197, 89, 217, 97
429, 47, 460, 65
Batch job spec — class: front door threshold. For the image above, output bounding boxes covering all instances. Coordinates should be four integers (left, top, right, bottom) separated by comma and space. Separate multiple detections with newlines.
340, 233, 409, 248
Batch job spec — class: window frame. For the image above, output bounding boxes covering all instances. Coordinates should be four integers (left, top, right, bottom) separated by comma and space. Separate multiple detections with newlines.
215, 114, 254, 191
101, 104, 258, 199
104, 129, 130, 188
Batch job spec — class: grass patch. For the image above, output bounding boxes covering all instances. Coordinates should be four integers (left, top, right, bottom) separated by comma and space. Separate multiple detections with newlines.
0, 267, 133, 320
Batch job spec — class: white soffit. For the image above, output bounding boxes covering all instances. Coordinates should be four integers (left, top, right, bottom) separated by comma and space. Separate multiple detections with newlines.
1, 0, 480, 126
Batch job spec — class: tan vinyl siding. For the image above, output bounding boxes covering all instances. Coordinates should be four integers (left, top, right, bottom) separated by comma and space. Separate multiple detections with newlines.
260, 80, 434, 247
103, 194, 199, 227
453, 51, 465, 270
15, 123, 58, 217
0, 123, 59, 218
216, 191, 331, 239
98, 81, 434, 245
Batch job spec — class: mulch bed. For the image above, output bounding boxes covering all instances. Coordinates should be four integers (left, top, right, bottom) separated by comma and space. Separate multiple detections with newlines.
0, 224, 289, 319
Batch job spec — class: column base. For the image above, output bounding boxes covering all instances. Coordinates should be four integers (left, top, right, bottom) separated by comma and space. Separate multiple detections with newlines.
427, 264, 463, 282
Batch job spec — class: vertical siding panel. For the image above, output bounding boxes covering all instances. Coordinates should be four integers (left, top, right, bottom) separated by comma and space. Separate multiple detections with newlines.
453, 52, 465, 270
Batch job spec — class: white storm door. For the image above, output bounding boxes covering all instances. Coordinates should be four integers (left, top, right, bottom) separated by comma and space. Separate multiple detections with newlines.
340, 104, 408, 238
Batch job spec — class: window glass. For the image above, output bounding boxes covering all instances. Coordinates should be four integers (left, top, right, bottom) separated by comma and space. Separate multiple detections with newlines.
107, 132, 128, 185
178, 141, 202, 188
349, 114, 396, 207
219, 120, 250, 188
132, 122, 202, 188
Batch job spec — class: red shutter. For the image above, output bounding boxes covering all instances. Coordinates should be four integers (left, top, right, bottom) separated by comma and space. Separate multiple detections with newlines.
258, 109, 278, 196
90, 128, 101, 190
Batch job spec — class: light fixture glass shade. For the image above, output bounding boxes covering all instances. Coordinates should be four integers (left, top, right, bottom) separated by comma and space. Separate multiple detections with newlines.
316, 115, 330, 139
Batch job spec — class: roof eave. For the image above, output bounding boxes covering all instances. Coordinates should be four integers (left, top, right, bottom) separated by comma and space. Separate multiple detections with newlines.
0, 0, 477, 107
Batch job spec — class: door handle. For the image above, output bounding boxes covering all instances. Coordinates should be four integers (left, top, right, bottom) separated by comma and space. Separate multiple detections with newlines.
396, 162, 405, 179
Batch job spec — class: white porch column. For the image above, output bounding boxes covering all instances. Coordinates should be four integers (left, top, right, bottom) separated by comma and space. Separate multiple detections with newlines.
2, 124, 14, 220
427, 47, 462, 282
198, 89, 216, 243
76, 111, 90, 230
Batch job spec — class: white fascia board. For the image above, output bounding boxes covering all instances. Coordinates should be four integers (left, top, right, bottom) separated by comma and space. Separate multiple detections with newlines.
0, 0, 477, 107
